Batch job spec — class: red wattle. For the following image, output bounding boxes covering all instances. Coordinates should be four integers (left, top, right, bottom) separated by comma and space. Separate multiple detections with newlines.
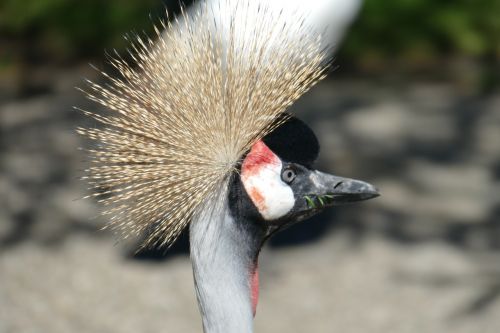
242, 140, 280, 176
250, 262, 259, 317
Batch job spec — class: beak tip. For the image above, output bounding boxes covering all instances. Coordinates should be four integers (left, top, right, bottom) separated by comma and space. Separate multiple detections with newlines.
363, 189, 380, 201
366, 185, 380, 200
348, 181, 380, 202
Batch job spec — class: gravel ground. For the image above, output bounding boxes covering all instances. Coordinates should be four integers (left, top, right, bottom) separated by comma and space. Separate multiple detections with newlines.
1, 67, 499, 332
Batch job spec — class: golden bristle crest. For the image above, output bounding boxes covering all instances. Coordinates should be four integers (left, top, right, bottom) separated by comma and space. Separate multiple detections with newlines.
78, 0, 329, 248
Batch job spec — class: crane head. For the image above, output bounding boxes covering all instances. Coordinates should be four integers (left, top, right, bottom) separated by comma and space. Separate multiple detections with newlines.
233, 116, 379, 230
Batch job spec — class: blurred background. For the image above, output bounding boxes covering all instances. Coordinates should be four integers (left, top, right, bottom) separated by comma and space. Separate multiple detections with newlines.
1, 0, 499, 332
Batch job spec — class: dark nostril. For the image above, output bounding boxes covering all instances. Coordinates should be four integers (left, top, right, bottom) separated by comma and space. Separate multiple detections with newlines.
334, 181, 343, 190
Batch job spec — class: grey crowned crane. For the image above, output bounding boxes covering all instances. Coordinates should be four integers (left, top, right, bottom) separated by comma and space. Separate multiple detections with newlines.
79, 1, 377, 332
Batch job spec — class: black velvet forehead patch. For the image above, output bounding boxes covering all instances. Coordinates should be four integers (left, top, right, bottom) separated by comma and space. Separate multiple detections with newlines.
262, 115, 319, 167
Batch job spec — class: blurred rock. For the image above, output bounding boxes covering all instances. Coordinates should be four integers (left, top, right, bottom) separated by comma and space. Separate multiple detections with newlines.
0, 178, 31, 216
407, 161, 494, 222
0, 97, 54, 129
3, 152, 55, 184
474, 96, 500, 164
345, 102, 409, 153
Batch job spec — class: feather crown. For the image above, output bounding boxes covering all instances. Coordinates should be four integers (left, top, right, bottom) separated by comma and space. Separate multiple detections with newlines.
78, 0, 329, 248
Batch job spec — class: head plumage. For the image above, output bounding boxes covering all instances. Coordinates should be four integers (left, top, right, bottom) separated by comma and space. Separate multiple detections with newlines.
77, 0, 329, 248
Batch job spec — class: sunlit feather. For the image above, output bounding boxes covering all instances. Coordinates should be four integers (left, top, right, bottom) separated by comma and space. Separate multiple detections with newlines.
78, 0, 328, 248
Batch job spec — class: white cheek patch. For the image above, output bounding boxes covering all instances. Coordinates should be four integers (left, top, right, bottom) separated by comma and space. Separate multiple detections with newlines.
241, 141, 295, 220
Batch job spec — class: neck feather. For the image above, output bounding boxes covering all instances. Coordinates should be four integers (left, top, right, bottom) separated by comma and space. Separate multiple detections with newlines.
190, 192, 264, 333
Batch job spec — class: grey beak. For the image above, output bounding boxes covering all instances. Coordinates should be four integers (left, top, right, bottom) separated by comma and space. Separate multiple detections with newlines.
305, 171, 379, 208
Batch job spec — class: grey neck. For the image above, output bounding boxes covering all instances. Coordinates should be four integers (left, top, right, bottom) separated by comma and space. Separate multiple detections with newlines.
190, 195, 264, 333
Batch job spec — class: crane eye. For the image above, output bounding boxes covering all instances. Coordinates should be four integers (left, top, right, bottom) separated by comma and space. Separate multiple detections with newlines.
281, 167, 296, 184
